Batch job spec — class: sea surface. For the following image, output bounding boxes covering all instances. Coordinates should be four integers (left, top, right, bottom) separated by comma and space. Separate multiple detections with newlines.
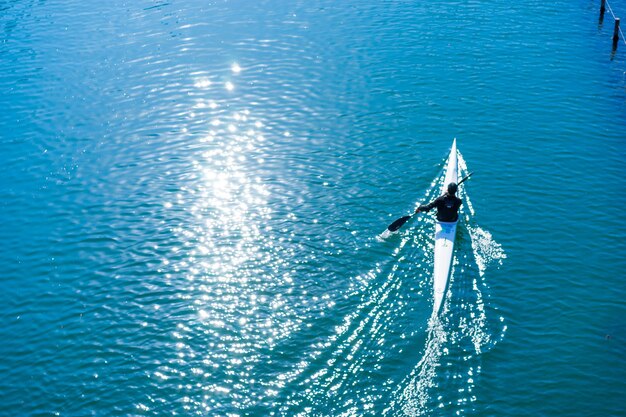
1, 0, 625, 416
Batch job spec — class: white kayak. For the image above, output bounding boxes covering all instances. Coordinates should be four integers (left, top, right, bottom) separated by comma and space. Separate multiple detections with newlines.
432, 139, 458, 314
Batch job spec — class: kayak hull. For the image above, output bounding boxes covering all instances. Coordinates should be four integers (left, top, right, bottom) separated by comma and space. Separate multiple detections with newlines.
433, 220, 457, 314
433, 139, 458, 314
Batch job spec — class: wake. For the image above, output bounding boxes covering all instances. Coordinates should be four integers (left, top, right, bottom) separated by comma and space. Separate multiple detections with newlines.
384, 149, 507, 416
252, 149, 506, 416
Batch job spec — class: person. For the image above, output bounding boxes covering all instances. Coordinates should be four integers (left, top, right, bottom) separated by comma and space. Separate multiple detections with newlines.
415, 182, 462, 222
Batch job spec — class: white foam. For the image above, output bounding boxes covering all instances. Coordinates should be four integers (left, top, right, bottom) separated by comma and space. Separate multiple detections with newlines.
467, 225, 506, 278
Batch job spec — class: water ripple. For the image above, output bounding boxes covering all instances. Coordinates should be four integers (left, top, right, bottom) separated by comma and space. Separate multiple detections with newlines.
2, 0, 625, 416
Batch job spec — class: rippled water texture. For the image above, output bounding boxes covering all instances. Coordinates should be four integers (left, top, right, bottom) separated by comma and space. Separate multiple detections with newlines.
1, 0, 625, 416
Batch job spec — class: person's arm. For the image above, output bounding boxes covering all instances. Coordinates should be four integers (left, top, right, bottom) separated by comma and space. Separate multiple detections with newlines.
415, 197, 440, 214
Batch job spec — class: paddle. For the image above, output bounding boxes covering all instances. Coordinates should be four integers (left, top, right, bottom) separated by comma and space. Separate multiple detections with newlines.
386, 172, 474, 232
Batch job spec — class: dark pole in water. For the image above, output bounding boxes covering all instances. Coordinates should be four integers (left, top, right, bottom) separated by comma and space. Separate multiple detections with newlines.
613, 18, 621, 50
600, 0, 606, 23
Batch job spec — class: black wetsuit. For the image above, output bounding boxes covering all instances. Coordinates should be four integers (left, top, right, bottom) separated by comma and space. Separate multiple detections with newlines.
418, 193, 462, 222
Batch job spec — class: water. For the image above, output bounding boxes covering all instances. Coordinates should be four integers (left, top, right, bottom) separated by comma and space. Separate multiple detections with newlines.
1, 0, 625, 415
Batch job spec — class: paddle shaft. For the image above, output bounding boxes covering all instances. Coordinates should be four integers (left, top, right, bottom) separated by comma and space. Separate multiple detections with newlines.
416, 171, 473, 213
386, 172, 473, 232
456, 172, 473, 187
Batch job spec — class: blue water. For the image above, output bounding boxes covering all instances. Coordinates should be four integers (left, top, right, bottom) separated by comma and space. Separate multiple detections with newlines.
1, 0, 625, 416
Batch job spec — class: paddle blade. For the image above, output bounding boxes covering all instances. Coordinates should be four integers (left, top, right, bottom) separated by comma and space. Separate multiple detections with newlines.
387, 215, 412, 232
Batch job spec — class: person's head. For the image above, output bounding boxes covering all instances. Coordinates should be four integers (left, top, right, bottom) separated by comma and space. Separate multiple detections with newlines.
447, 182, 458, 195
